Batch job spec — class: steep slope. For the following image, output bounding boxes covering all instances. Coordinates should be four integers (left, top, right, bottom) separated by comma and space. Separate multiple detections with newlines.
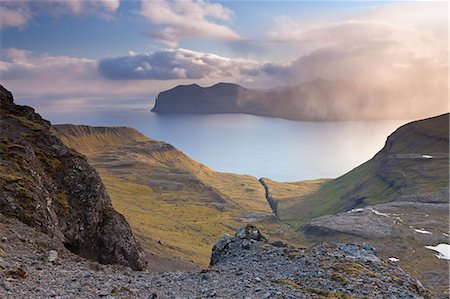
0, 85, 146, 270
262, 113, 449, 295
151, 80, 447, 121
152, 83, 245, 114
52, 124, 298, 268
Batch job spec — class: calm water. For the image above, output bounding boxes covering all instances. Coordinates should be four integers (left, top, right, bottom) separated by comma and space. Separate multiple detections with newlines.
21, 98, 408, 182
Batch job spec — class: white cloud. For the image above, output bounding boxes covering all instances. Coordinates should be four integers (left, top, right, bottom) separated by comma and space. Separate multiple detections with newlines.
0, 0, 120, 29
99, 48, 260, 80
140, 0, 240, 47
0, 3, 31, 28
98, 0, 120, 13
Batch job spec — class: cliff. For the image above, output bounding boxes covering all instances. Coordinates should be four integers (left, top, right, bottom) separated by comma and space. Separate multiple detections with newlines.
152, 82, 246, 114
0, 85, 146, 270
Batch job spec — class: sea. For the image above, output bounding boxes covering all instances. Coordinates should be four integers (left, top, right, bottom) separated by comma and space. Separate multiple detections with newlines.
19, 97, 408, 182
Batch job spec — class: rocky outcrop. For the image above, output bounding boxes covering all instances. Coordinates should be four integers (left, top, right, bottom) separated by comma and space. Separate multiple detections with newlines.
0, 85, 146, 270
0, 224, 431, 298
208, 225, 430, 298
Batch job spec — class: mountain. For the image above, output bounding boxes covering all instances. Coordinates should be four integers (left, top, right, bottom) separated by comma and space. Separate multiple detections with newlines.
52, 124, 299, 270
151, 80, 447, 121
0, 85, 146, 270
261, 113, 449, 295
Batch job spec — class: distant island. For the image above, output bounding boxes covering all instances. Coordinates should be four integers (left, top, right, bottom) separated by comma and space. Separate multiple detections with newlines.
152, 79, 446, 121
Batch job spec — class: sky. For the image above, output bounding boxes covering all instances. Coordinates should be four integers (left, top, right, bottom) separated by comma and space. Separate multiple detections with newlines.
0, 0, 448, 115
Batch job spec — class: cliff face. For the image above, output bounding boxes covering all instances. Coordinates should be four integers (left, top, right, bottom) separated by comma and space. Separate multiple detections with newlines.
0, 85, 146, 270
152, 83, 245, 114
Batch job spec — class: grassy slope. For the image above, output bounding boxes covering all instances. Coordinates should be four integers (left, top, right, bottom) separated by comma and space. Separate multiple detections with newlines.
52, 125, 299, 267
264, 114, 449, 228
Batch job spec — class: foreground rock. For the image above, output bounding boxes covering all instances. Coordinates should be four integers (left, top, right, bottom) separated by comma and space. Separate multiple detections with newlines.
0, 222, 431, 298
0, 85, 146, 270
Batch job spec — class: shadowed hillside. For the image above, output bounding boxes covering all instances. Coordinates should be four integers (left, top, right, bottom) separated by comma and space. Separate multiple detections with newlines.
0, 85, 146, 270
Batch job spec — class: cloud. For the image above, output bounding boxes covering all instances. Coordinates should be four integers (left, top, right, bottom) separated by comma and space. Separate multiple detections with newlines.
0, 0, 120, 29
56, 0, 120, 15
251, 2, 448, 119
0, 48, 98, 83
98, 48, 259, 80
140, 0, 240, 47
261, 3, 447, 81
0, 2, 31, 28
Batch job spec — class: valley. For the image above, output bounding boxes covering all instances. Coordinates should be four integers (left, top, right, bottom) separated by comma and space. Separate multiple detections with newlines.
52, 125, 300, 270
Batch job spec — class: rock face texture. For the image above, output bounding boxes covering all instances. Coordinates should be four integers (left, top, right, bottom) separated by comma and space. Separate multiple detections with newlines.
0, 85, 146, 270
0, 223, 431, 298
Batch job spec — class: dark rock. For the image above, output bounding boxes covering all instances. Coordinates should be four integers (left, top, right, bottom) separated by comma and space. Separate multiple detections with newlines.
0, 85, 146, 270
235, 225, 267, 242
6, 266, 27, 279
270, 240, 287, 248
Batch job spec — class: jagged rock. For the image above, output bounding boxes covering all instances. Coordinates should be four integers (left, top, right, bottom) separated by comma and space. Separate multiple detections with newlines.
0, 85, 146, 270
211, 225, 268, 265
208, 226, 430, 298
235, 225, 267, 241
210, 233, 233, 266
332, 243, 381, 263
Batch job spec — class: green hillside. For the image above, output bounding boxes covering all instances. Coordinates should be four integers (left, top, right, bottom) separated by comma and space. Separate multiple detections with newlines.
264, 113, 449, 228
52, 125, 299, 269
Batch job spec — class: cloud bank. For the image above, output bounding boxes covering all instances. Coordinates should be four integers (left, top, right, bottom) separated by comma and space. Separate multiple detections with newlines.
140, 0, 240, 47
98, 48, 259, 80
